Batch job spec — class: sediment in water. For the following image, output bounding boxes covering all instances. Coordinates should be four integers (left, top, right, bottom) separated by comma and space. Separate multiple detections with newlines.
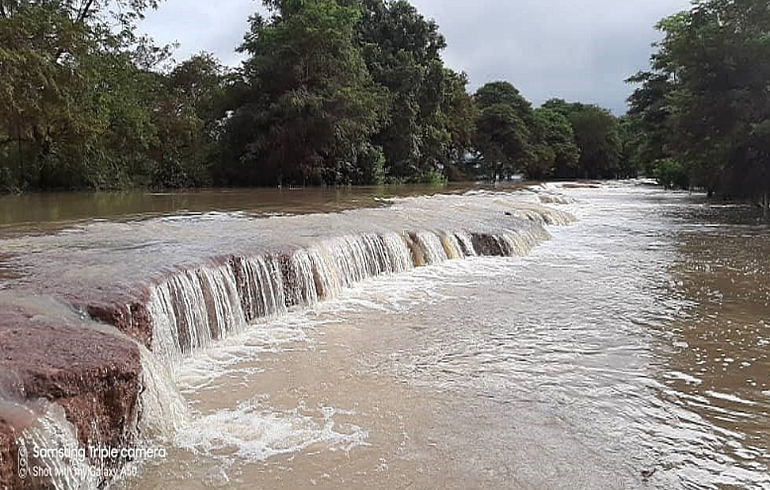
0, 192, 574, 490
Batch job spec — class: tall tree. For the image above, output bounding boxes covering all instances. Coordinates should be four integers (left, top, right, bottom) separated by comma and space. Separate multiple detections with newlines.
358, 0, 464, 183
0, 0, 168, 190
542, 99, 621, 179
149, 53, 228, 187
528, 107, 580, 180
473, 81, 535, 181
630, 0, 770, 204
222, 0, 388, 186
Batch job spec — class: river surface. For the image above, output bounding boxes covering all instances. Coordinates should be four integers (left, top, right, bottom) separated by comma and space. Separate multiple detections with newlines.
0, 185, 500, 231
6, 182, 770, 489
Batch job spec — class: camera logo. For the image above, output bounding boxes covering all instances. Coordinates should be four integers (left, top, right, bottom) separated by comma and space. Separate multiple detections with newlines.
17, 439, 28, 480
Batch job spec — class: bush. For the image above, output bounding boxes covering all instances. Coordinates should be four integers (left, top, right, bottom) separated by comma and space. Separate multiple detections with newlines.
415, 169, 447, 186
653, 158, 689, 190
354, 143, 386, 185
0, 164, 17, 193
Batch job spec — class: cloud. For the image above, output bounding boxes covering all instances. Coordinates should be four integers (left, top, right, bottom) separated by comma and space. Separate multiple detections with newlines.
138, 0, 691, 113
139, 0, 261, 66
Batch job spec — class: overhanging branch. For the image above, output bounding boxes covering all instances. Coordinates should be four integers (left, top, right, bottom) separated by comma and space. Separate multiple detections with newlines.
76, 0, 96, 24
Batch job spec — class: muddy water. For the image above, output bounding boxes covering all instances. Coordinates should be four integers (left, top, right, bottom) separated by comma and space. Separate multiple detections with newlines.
97, 183, 770, 490
0, 185, 503, 232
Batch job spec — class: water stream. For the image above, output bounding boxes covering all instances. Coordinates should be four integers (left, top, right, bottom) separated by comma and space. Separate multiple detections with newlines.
2, 182, 769, 489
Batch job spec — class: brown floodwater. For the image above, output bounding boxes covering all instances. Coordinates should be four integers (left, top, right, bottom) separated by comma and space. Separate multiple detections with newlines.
109, 182, 770, 490
3, 182, 770, 490
0, 184, 517, 232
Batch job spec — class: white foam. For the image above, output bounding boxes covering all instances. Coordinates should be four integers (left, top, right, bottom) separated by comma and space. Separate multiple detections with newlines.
173, 316, 314, 393
18, 401, 99, 490
173, 399, 368, 461
137, 345, 191, 438
705, 390, 758, 406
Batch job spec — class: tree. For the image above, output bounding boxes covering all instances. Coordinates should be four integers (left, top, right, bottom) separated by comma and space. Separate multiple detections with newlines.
474, 82, 534, 125
471, 82, 536, 181
221, 0, 388, 187
569, 105, 621, 179
358, 0, 468, 183
616, 115, 642, 179
441, 69, 476, 181
149, 53, 228, 187
626, 71, 673, 176
0, 0, 171, 190
630, 0, 770, 205
542, 99, 621, 179
528, 107, 580, 180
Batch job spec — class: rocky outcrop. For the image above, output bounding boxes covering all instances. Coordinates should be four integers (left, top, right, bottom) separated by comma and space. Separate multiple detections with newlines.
0, 311, 141, 490
471, 233, 506, 256
0, 188, 576, 490
85, 300, 153, 350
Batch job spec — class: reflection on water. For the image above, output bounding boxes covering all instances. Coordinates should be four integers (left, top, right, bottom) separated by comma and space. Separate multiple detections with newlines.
656, 219, 770, 488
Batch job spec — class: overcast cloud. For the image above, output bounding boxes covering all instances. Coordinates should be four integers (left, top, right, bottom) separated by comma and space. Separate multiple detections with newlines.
139, 0, 691, 114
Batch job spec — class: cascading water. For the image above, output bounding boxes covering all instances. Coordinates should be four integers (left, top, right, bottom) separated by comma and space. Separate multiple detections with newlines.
14, 401, 99, 490
454, 231, 477, 257
413, 231, 449, 265
136, 346, 190, 439
143, 222, 569, 366
0, 188, 578, 490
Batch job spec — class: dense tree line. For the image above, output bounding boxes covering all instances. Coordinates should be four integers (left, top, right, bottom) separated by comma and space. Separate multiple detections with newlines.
0, 0, 630, 192
626, 0, 770, 208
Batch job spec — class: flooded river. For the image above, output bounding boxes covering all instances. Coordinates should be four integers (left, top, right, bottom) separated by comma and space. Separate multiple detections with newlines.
2, 182, 769, 489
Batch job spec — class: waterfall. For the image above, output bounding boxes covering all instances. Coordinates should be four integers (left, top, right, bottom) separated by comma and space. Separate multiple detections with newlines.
147, 263, 249, 362
499, 227, 551, 257
381, 232, 414, 273
144, 223, 562, 363
413, 232, 448, 265
455, 231, 476, 257
233, 255, 287, 322
440, 233, 463, 260
136, 346, 190, 439
15, 401, 99, 490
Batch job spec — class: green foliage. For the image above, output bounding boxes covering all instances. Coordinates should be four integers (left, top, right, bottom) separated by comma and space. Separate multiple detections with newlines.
625, 72, 672, 175
569, 106, 621, 179
0, 0, 230, 191
616, 116, 642, 179
358, 0, 472, 182
350, 143, 387, 185
149, 53, 228, 188
653, 158, 689, 190
543, 99, 623, 179
541, 99, 622, 179
219, 0, 387, 187
629, 0, 770, 202
529, 108, 580, 180
475, 82, 534, 124
472, 82, 535, 181
0, 0, 633, 192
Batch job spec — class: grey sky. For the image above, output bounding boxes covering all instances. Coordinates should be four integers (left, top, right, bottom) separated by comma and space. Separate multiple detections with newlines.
139, 0, 691, 114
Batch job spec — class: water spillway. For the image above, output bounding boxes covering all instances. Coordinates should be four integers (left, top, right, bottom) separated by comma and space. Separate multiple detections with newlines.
4, 182, 769, 490
143, 227, 553, 364
0, 187, 574, 489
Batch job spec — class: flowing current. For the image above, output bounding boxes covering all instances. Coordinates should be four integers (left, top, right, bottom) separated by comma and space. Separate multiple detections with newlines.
2, 182, 769, 489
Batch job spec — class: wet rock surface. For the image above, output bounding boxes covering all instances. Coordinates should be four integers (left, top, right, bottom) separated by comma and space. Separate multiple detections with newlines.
0, 190, 574, 489
0, 305, 141, 490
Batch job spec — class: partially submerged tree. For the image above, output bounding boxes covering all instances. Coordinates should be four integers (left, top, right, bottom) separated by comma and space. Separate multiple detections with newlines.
629, 0, 770, 205
542, 99, 621, 179
472, 81, 535, 181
